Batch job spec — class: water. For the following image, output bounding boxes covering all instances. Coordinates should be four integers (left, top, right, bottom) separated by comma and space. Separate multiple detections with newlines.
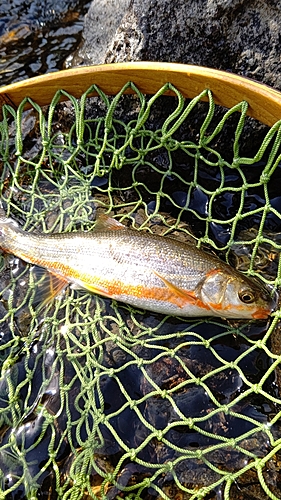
0, 0, 91, 86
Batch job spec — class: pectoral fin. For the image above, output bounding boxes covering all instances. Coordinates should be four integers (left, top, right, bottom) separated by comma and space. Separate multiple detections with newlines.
154, 271, 197, 304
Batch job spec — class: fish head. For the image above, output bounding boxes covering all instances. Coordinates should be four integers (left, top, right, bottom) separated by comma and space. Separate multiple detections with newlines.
199, 268, 277, 319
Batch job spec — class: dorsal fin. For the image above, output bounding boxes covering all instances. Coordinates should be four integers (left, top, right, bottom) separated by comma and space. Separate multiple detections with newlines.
94, 214, 127, 231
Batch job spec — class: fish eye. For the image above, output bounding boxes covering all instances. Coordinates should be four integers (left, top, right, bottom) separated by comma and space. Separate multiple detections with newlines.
239, 289, 256, 304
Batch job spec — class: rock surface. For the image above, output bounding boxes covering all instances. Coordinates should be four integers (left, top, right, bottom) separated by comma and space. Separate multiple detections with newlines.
74, 0, 281, 89
69, 0, 131, 67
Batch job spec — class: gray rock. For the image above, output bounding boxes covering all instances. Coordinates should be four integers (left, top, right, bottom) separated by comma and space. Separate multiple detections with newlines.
68, 0, 131, 67
74, 0, 281, 90
104, 0, 281, 88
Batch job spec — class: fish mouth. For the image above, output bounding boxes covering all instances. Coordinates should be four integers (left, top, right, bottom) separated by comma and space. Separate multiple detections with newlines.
251, 288, 279, 320
252, 303, 276, 320
252, 309, 272, 320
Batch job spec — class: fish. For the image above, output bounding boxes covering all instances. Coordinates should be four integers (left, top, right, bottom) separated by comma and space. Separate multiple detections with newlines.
0, 210, 277, 319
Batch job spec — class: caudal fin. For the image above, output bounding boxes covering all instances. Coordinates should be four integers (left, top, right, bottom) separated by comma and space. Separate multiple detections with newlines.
0, 202, 22, 247
0, 200, 6, 219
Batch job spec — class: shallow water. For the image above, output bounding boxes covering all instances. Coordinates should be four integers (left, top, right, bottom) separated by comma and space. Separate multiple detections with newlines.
0, 0, 91, 86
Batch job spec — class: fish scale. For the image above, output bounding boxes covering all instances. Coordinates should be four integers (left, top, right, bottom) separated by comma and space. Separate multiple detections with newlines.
0, 212, 277, 319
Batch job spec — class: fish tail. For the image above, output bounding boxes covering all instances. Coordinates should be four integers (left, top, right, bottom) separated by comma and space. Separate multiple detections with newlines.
0, 202, 22, 246
0, 200, 5, 218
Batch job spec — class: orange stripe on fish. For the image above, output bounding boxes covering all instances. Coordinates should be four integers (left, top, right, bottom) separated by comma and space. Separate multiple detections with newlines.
33, 263, 209, 310
82, 280, 205, 309
20, 257, 208, 310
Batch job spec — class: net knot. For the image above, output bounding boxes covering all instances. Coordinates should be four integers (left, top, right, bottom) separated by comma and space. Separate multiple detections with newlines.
48, 450, 57, 460
186, 418, 194, 428
96, 410, 106, 424
272, 308, 281, 318
254, 457, 264, 468
260, 172, 270, 184
224, 472, 236, 483
220, 405, 229, 415
156, 430, 163, 441
142, 477, 152, 488
231, 158, 241, 168
105, 472, 115, 483
199, 136, 208, 147
160, 137, 177, 150
164, 461, 173, 472
252, 383, 261, 394
45, 412, 55, 425
228, 438, 237, 448
254, 339, 263, 349
246, 269, 256, 277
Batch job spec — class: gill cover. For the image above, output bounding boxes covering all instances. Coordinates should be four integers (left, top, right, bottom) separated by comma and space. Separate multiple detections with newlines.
199, 270, 231, 313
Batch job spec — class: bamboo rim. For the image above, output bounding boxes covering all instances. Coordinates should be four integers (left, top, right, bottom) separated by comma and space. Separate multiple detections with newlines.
1, 62, 281, 127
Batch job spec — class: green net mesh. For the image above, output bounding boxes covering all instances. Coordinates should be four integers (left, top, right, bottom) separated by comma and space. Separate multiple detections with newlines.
0, 81, 281, 500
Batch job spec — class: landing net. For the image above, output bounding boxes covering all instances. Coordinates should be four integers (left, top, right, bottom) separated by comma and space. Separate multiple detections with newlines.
0, 82, 281, 500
